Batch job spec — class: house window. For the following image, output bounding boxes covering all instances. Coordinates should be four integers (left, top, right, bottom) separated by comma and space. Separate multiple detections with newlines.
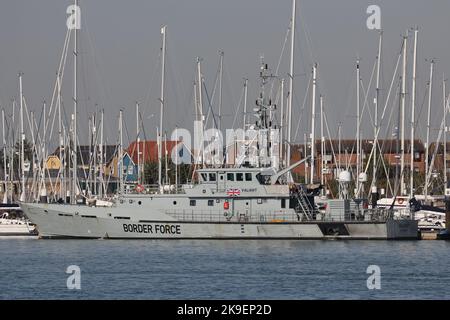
208, 200, 214, 206
245, 173, 252, 181
127, 166, 134, 175
414, 152, 420, 161
236, 173, 244, 181
209, 173, 217, 182
190, 200, 196, 206
227, 173, 234, 181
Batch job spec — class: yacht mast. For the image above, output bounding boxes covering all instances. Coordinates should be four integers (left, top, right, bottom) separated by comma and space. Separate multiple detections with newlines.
196, 57, 205, 168
443, 75, 447, 186
279, 79, 284, 167
72, 0, 79, 203
356, 59, 361, 197
400, 33, 408, 195
425, 59, 434, 201
320, 95, 325, 188
2, 109, 7, 204
158, 25, 167, 192
136, 102, 140, 184
286, 0, 296, 169
410, 28, 418, 197
119, 110, 124, 195
218, 50, 224, 131
99, 109, 104, 198
373, 31, 382, 192
57, 74, 64, 200
310, 63, 317, 184
19, 73, 25, 202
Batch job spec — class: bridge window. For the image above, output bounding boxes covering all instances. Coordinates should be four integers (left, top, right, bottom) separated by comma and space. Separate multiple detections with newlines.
201, 173, 208, 181
236, 173, 244, 181
209, 173, 217, 181
190, 200, 196, 206
245, 173, 252, 181
281, 199, 286, 209
227, 173, 234, 181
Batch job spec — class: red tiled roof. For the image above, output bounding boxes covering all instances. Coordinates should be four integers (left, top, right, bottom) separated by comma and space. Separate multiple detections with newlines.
127, 140, 179, 164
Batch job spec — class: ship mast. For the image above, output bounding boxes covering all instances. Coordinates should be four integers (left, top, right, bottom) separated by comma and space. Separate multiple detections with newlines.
119, 110, 124, 195
443, 75, 447, 187
2, 109, 7, 204
99, 109, 104, 198
400, 32, 408, 195
71, 0, 79, 203
373, 31, 382, 195
136, 102, 140, 184
320, 95, 324, 188
410, 28, 418, 197
356, 59, 360, 198
19, 73, 25, 202
310, 63, 317, 184
158, 25, 167, 193
425, 59, 434, 202
286, 0, 296, 169
218, 50, 224, 132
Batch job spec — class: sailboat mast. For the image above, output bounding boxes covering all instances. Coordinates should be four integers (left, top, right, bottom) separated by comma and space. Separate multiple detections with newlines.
443, 75, 447, 186
425, 59, 434, 201
286, 0, 296, 169
356, 59, 361, 197
119, 110, 124, 195
72, 0, 78, 203
158, 25, 167, 192
19, 73, 25, 201
373, 31, 382, 190
310, 63, 317, 184
99, 110, 104, 198
196, 57, 204, 168
320, 95, 324, 187
410, 28, 418, 197
57, 74, 64, 200
2, 109, 7, 203
218, 50, 224, 131
136, 102, 140, 184
175, 126, 178, 192
400, 33, 408, 195
279, 79, 284, 167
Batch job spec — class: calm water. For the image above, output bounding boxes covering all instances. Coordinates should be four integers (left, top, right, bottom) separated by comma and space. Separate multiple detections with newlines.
1, 239, 449, 299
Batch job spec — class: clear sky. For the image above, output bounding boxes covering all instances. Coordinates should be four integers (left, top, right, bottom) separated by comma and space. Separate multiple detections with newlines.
0, 0, 449, 148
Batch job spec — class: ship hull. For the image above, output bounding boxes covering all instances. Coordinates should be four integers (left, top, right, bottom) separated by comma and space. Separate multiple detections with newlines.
21, 203, 418, 240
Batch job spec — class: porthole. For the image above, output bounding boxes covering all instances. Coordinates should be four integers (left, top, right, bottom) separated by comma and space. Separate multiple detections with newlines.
138, 201, 142, 205
202, 189, 206, 194
173, 201, 177, 205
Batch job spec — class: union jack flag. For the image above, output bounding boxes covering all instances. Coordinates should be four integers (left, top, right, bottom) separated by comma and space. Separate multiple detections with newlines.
226, 188, 241, 197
